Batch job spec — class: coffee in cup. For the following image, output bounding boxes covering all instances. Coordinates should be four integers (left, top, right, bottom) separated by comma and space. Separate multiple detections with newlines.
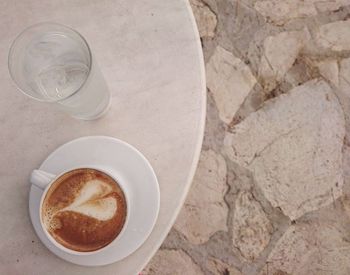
41, 168, 127, 252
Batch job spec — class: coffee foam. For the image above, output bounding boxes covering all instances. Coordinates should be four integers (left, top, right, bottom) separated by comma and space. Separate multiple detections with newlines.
41, 168, 127, 252
66, 179, 112, 209
43, 179, 117, 228
64, 196, 117, 221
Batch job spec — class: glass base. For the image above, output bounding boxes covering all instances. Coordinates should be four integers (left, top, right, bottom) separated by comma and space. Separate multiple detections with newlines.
71, 95, 112, 121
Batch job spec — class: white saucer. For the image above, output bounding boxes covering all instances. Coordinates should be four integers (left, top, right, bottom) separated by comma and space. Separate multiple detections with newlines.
29, 136, 160, 266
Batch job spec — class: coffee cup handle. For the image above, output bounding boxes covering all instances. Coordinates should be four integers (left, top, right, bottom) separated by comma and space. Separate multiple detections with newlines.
30, 169, 56, 190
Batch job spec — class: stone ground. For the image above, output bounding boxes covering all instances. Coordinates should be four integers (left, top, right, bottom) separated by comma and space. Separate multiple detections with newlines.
143, 1, 350, 274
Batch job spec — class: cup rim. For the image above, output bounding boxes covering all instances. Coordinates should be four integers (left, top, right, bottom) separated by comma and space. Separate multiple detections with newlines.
38, 166, 130, 256
8, 21, 93, 103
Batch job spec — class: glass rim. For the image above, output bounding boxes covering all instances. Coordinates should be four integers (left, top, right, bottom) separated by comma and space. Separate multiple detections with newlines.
8, 22, 93, 103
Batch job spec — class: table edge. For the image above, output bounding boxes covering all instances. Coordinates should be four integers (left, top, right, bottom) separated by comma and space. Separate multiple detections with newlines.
136, 0, 207, 272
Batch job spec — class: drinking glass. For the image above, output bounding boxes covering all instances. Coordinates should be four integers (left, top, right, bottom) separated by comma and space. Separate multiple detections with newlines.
8, 22, 110, 120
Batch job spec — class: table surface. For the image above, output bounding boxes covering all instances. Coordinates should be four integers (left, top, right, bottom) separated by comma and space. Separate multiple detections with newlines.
0, 1, 205, 274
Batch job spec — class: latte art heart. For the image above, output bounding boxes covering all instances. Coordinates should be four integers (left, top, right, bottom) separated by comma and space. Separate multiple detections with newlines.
63, 196, 117, 221
41, 168, 127, 252
44, 179, 118, 227
64, 179, 113, 208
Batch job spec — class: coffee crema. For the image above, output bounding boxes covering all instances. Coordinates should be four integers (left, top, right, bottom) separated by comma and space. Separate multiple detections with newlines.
41, 168, 127, 252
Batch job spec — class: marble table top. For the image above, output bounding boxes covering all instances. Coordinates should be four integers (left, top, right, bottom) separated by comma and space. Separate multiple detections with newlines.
0, 0, 205, 274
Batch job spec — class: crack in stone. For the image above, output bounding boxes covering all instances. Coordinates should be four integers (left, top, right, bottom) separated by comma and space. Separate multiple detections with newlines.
249, 125, 303, 166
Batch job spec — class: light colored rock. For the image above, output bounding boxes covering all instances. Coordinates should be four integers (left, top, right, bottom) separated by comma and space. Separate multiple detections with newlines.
259, 31, 304, 92
254, 0, 317, 25
284, 58, 314, 88
143, 249, 204, 275
254, 0, 350, 25
342, 145, 350, 195
225, 79, 345, 220
339, 58, 350, 90
206, 46, 257, 124
207, 257, 242, 275
338, 58, 350, 131
314, 0, 350, 12
190, 0, 217, 38
232, 191, 273, 261
335, 59, 350, 201
260, 223, 350, 275
174, 150, 228, 244
341, 195, 350, 218
316, 59, 339, 87
315, 20, 350, 52
338, 58, 350, 109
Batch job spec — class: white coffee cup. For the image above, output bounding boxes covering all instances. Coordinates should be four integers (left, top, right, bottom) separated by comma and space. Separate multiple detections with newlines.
30, 166, 130, 255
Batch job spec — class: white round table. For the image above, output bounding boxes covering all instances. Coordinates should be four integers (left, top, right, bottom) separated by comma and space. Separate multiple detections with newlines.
0, 1, 205, 274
